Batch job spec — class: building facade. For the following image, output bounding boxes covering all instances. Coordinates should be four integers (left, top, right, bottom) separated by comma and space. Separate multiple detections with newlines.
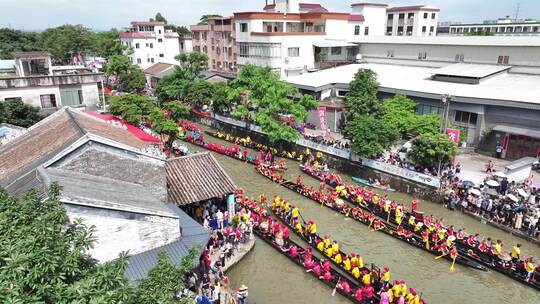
120, 21, 181, 70
0, 52, 103, 113
191, 16, 237, 73
234, 1, 439, 78
439, 16, 540, 36
383, 5, 439, 36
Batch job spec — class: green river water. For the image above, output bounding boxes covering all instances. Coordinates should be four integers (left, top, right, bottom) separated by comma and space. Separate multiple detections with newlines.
185, 126, 540, 304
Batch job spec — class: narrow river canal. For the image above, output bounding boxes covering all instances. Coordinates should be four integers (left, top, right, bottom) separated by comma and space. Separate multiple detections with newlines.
185, 126, 540, 304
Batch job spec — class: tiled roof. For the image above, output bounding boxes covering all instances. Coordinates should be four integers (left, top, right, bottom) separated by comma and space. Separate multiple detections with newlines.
0, 108, 146, 193
348, 14, 366, 22
12, 51, 51, 59
119, 32, 179, 39
351, 3, 388, 7
300, 3, 327, 11
124, 204, 209, 280
46, 168, 176, 218
143, 62, 175, 76
166, 152, 237, 206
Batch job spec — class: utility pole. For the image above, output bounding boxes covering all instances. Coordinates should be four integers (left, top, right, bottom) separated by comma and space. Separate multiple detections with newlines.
440, 94, 451, 133
514, 3, 521, 21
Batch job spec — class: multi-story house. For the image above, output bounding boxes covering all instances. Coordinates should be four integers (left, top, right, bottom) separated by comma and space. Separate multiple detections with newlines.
234, 1, 440, 78
191, 16, 237, 73
439, 16, 540, 36
0, 52, 103, 113
383, 5, 439, 36
120, 21, 181, 69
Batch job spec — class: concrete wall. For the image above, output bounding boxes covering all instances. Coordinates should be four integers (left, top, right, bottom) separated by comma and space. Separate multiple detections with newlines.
65, 203, 180, 263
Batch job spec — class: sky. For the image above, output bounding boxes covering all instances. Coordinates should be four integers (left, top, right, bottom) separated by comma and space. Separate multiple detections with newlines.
0, 0, 538, 31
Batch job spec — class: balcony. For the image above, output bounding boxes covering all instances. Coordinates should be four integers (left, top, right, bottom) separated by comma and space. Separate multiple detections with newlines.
251, 31, 325, 36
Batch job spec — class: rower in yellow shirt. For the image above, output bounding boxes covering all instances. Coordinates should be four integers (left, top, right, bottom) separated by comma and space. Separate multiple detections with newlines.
357, 255, 364, 268
333, 253, 342, 264
525, 259, 535, 282
325, 246, 333, 258
356, 195, 364, 205
343, 257, 351, 271
317, 241, 325, 252
295, 222, 303, 234
362, 272, 371, 286
352, 266, 360, 279
331, 241, 340, 256
323, 235, 331, 248
511, 244, 521, 263
408, 214, 416, 226
392, 284, 401, 299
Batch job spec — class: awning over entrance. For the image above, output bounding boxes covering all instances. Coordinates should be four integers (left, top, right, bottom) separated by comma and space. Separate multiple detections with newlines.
313, 41, 357, 48
493, 124, 540, 139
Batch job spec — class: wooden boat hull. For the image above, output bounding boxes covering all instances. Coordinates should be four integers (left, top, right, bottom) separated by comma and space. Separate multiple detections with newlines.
351, 177, 396, 192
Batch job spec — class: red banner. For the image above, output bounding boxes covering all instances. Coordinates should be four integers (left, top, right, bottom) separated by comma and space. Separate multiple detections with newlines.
317, 106, 327, 137
446, 128, 460, 146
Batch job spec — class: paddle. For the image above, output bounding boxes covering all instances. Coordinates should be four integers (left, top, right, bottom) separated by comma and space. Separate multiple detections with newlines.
449, 256, 457, 272
332, 277, 341, 297
435, 253, 448, 260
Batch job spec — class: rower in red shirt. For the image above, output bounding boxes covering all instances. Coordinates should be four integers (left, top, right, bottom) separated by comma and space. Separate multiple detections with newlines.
340, 281, 351, 294
450, 246, 458, 260
363, 285, 374, 301
312, 263, 322, 276
323, 259, 331, 272
354, 288, 363, 302
411, 199, 418, 212
456, 229, 467, 241
304, 258, 314, 270
466, 233, 478, 246
290, 245, 298, 258
323, 271, 332, 282
478, 238, 490, 252
304, 248, 313, 260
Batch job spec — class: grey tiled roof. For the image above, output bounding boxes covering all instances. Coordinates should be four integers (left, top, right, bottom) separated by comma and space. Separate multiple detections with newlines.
166, 152, 237, 206
46, 168, 177, 218
124, 204, 209, 281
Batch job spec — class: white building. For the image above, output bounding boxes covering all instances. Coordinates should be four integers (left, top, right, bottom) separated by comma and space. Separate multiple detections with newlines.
0, 52, 103, 113
234, 1, 440, 78
440, 16, 540, 36
120, 21, 182, 69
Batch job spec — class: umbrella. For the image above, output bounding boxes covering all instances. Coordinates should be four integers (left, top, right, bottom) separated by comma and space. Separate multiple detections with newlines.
506, 194, 518, 202
517, 189, 528, 197
470, 188, 482, 196
486, 180, 500, 187
484, 188, 499, 196
463, 180, 475, 187
492, 171, 507, 178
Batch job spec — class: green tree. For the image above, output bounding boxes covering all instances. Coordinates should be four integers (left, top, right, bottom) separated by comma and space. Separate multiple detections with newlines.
147, 101, 191, 152
344, 114, 399, 158
175, 26, 192, 36
228, 64, 317, 142
104, 54, 146, 92
0, 98, 43, 127
155, 52, 209, 102
407, 133, 458, 167
109, 93, 156, 124
135, 249, 198, 304
211, 82, 231, 113
95, 29, 124, 58
187, 80, 215, 108
381, 94, 441, 138
198, 15, 221, 25
345, 69, 381, 118
153, 12, 168, 23
0, 28, 41, 59
0, 183, 135, 303
38, 24, 96, 63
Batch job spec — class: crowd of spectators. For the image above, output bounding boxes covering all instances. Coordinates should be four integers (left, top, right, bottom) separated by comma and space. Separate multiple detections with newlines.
376, 152, 445, 177
303, 133, 350, 150
441, 168, 540, 241
182, 199, 253, 304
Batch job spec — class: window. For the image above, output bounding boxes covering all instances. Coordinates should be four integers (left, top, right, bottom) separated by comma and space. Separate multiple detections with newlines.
454, 111, 478, 125
60, 89, 83, 106
386, 50, 394, 58
430, 26, 434, 32
287, 47, 299, 57
159, 53, 164, 57
151, 58, 154, 63
4, 97, 20, 102
407, 13, 414, 19
418, 52, 427, 60
364, 26, 369, 35
386, 26, 393, 34
431, 13, 436, 19
149, 43, 153, 48
455, 54, 464, 62
135, 43, 140, 49
422, 26, 426, 33
397, 26, 404, 35
158, 29, 162, 34
40, 94, 56, 108
237, 42, 281, 58
158, 38, 163, 42
497, 55, 509, 64
354, 25, 360, 35
137, 58, 141, 64
423, 13, 428, 18
416, 104, 442, 115
398, 13, 404, 19
331, 47, 341, 55
240, 23, 248, 32
387, 14, 393, 20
